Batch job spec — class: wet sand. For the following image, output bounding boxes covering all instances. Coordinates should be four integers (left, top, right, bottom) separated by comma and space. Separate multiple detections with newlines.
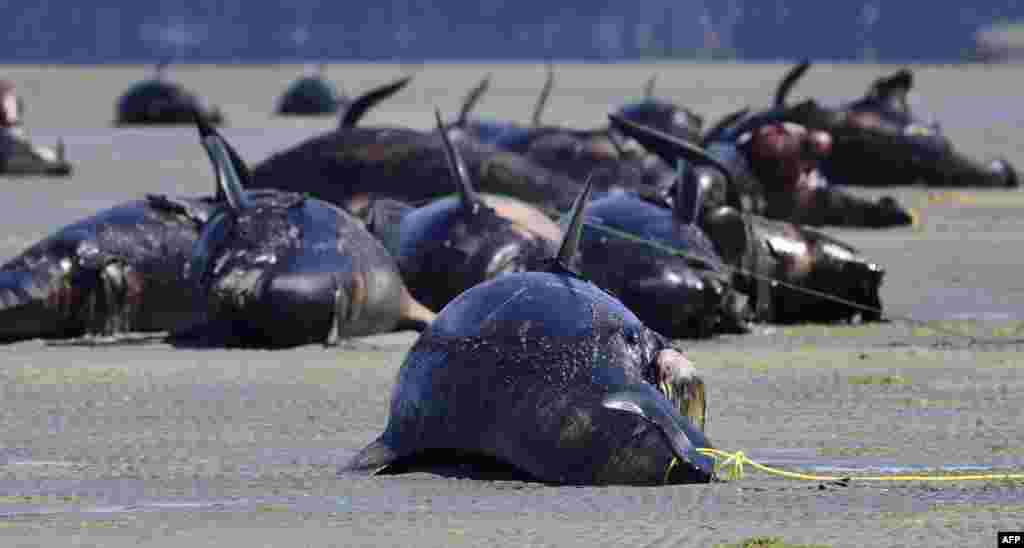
0, 62, 1022, 547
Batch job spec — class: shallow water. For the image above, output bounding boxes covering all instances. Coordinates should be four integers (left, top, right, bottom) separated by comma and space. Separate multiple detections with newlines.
745, 447, 1024, 475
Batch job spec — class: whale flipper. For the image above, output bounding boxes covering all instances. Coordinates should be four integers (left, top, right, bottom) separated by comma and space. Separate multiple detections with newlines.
340, 437, 404, 475
602, 384, 715, 481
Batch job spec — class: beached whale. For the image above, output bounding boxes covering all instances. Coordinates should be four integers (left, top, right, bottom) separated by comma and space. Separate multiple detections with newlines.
718, 60, 1017, 188
343, 178, 715, 485
275, 64, 346, 116
114, 63, 224, 127
363, 110, 560, 312
612, 114, 886, 324
252, 76, 583, 213
169, 111, 434, 348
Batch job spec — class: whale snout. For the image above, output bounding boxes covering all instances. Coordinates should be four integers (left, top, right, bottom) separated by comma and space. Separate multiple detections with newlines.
0, 268, 73, 342
655, 348, 707, 433
873, 195, 916, 227
987, 158, 1019, 188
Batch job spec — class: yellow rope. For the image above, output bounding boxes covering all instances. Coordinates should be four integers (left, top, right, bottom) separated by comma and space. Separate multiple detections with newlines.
695, 447, 1024, 482
663, 454, 679, 484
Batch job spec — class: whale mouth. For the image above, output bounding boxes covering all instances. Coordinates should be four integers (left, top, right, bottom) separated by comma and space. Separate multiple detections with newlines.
655, 349, 707, 432
659, 377, 707, 433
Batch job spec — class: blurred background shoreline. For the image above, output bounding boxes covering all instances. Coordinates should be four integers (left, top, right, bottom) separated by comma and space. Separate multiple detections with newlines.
3, 1, 1024, 65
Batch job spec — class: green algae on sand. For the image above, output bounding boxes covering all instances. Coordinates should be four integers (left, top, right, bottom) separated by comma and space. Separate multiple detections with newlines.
715, 537, 831, 548
847, 374, 909, 385
881, 503, 1024, 529
13, 366, 128, 385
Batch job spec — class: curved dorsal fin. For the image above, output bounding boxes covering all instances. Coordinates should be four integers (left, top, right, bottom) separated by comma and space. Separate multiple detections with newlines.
700, 106, 751, 146
773, 59, 811, 107
434, 108, 483, 214
644, 74, 658, 99
193, 109, 251, 212
531, 63, 554, 127
339, 76, 413, 128
866, 68, 913, 113
673, 159, 704, 225
608, 113, 735, 191
550, 174, 594, 275
455, 74, 491, 127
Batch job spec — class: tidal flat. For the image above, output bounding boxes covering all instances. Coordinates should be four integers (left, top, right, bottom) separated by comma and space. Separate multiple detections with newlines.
0, 62, 1021, 547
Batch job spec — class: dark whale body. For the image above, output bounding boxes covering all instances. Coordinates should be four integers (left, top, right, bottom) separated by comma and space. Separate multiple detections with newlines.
0, 196, 211, 343
253, 125, 583, 213
114, 65, 223, 127
169, 111, 435, 348
611, 73, 704, 144
276, 69, 345, 116
611, 114, 886, 324
449, 71, 681, 198
576, 190, 745, 338
172, 191, 430, 347
720, 61, 1017, 189
251, 76, 584, 214
367, 111, 560, 312
343, 179, 715, 486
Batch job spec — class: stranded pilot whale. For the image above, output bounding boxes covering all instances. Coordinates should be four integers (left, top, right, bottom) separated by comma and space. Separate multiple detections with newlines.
343, 178, 715, 485
365, 109, 560, 312
168, 111, 435, 348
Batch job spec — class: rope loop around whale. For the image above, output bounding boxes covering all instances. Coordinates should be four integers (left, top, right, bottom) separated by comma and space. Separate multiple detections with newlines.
689, 448, 1024, 483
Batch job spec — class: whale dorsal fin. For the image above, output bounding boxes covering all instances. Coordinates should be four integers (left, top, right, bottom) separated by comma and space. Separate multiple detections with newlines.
531, 63, 554, 127
865, 68, 913, 114
434, 108, 483, 214
773, 59, 811, 107
193, 109, 251, 212
549, 174, 594, 276
673, 160, 704, 225
456, 75, 492, 127
339, 76, 413, 128
643, 74, 658, 99
608, 114, 735, 191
